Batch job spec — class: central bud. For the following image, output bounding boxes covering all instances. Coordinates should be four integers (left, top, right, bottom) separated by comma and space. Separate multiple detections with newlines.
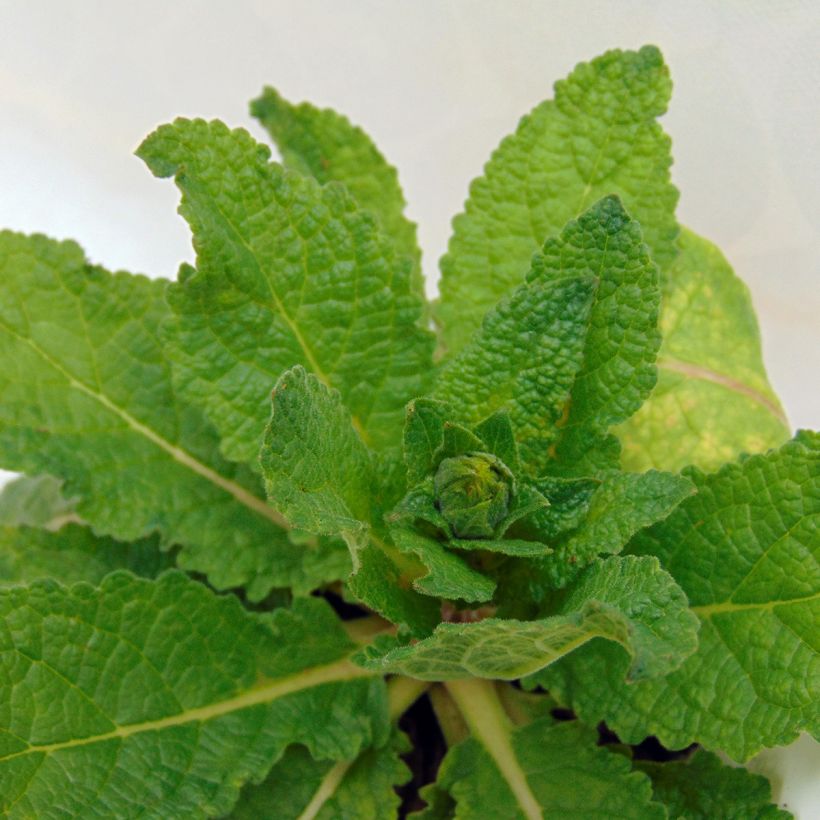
434, 452, 513, 539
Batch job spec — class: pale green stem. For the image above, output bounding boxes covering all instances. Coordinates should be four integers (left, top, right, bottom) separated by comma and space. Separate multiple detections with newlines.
429, 684, 469, 746
445, 678, 543, 820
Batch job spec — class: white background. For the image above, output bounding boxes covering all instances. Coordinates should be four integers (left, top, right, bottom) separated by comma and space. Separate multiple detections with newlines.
1, 1, 818, 815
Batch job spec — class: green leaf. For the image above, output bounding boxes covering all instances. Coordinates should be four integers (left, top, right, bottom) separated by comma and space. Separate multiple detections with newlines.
360, 555, 698, 680
473, 411, 521, 473
432, 266, 594, 475
538, 196, 661, 475
0, 231, 341, 600
138, 118, 433, 462
539, 469, 696, 586
0, 475, 76, 529
434, 196, 659, 477
538, 432, 819, 760
260, 366, 374, 548
436, 45, 678, 354
0, 573, 387, 819
0, 524, 172, 586
616, 228, 790, 472
434, 681, 664, 819
635, 749, 791, 819
231, 676, 425, 820
258, 366, 442, 632
232, 729, 410, 820
346, 542, 441, 637
404, 399, 449, 486
251, 86, 423, 296
390, 525, 496, 603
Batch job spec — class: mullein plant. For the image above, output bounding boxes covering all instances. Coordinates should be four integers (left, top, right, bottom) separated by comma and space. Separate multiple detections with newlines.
0, 45, 815, 818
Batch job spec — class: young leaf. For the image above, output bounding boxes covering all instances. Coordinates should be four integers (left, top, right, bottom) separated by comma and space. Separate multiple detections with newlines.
403, 399, 449, 486
0, 524, 172, 586
251, 86, 423, 295
260, 366, 374, 548
259, 366, 439, 634
537, 432, 819, 761
539, 469, 696, 586
346, 542, 441, 637
390, 526, 496, 603
536, 196, 661, 476
434, 682, 664, 819
635, 749, 791, 819
0, 573, 387, 819
138, 119, 433, 462
437, 45, 678, 354
0, 474, 76, 529
0, 232, 339, 600
434, 196, 659, 477
359, 555, 698, 681
616, 228, 790, 472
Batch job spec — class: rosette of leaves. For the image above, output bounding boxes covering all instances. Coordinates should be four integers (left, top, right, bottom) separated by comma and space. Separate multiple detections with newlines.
0, 45, 812, 820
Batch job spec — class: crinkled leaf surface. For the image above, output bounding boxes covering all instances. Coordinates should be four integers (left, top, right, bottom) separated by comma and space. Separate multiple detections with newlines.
536, 196, 661, 475
0, 232, 341, 600
539, 469, 695, 586
635, 749, 791, 820
435, 196, 659, 477
0, 524, 172, 586
437, 45, 678, 354
537, 432, 819, 760
390, 526, 496, 603
360, 555, 697, 680
0, 475, 76, 528
231, 729, 409, 820
432, 683, 664, 820
138, 119, 433, 462
617, 228, 790, 472
0, 573, 387, 819
259, 366, 438, 634
251, 86, 423, 295
433, 269, 594, 475
260, 366, 373, 547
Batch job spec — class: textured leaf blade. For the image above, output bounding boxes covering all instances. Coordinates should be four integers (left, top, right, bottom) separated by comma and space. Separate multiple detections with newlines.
434, 196, 660, 476
0, 232, 342, 599
138, 118, 433, 461
0, 524, 172, 586
231, 729, 409, 820
538, 432, 819, 760
617, 228, 790, 472
539, 469, 695, 586
635, 749, 791, 820
433, 269, 594, 475
251, 86, 423, 295
260, 366, 373, 547
437, 45, 678, 353
391, 525, 496, 603
0, 574, 387, 819
360, 555, 697, 680
539, 196, 661, 475
436, 684, 664, 820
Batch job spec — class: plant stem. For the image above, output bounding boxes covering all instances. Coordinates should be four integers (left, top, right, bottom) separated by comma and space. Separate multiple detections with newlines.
445, 678, 542, 820
429, 684, 469, 746
388, 675, 429, 720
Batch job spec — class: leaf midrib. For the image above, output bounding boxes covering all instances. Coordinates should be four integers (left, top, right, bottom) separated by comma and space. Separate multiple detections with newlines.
659, 357, 787, 425
0, 658, 372, 763
0, 317, 288, 529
